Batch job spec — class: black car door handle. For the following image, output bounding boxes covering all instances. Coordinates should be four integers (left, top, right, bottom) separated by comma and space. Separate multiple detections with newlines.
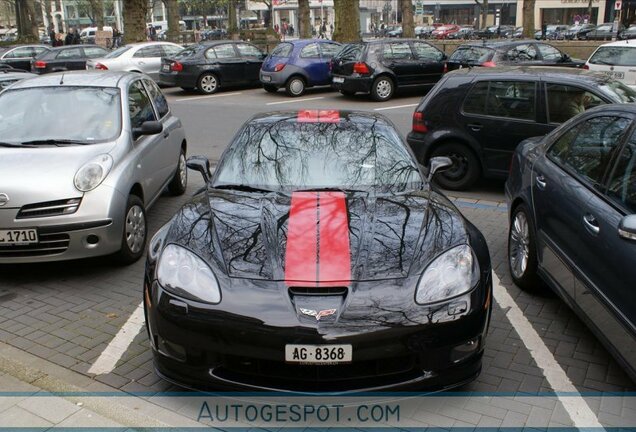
583, 213, 600, 235
163, 130, 170, 138
535, 174, 547, 190
467, 123, 483, 131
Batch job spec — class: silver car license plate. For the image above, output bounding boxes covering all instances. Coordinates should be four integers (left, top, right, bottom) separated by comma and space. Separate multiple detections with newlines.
333, 77, 345, 83
261, 75, 272, 82
605, 71, 625, 79
285, 344, 352, 364
0, 229, 38, 245
161, 64, 170, 72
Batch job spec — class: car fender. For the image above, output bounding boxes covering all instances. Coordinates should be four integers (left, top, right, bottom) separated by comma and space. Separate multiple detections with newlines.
282, 64, 310, 85
412, 128, 485, 166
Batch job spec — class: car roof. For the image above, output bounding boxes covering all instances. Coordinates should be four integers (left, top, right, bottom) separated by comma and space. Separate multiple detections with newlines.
47, 44, 103, 51
0, 72, 36, 80
447, 66, 616, 84
595, 39, 636, 48
365, 38, 424, 44
248, 110, 393, 126
458, 39, 539, 49
127, 41, 180, 47
8, 71, 142, 89
285, 39, 339, 47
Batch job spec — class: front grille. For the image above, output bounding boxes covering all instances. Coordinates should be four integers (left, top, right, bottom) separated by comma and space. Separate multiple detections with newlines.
17, 198, 81, 219
289, 286, 348, 296
0, 233, 70, 257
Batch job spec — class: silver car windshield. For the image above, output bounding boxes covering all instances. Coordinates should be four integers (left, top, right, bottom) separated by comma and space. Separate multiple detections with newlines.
0, 86, 121, 145
599, 81, 636, 103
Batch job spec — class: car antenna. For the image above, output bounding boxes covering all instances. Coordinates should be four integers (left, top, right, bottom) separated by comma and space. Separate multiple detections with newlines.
59, 73, 64, 85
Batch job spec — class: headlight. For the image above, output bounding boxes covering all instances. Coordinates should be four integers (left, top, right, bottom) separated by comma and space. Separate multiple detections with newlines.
74, 154, 113, 192
156, 244, 221, 304
415, 244, 480, 305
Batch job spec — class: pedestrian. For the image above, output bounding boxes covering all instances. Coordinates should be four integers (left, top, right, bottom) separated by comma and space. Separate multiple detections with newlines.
112, 26, 121, 48
149, 25, 157, 41
73, 27, 81, 44
283, 21, 288, 36
288, 24, 294, 37
48, 27, 56, 46
64, 29, 74, 45
274, 23, 279, 34
541, 21, 547, 40
320, 21, 326, 39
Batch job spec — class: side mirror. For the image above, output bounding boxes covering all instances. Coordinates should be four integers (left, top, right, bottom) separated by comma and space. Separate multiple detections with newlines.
619, 215, 636, 241
133, 120, 162, 140
427, 156, 453, 182
186, 155, 211, 183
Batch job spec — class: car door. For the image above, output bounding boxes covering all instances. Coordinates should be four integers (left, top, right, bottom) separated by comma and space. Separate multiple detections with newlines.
531, 114, 632, 301
128, 79, 165, 201
130, 45, 163, 79
380, 41, 420, 86
411, 40, 445, 85
55, 47, 84, 70
316, 42, 341, 85
1, 46, 36, 71
296, 42, 323, 85
235, 42, 264, 84
207, 43, 243, 85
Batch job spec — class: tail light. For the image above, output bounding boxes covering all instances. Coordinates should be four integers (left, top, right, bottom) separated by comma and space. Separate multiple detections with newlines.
582, 64, 589, 70
353, 62, 370, 75
94, 62, 108, 70
274, 63, 285, 72
412, 111, 428, 133
33, 60, 47, 69
170, 61, 183, 72
443, 62, 448, 74
482, 61, 497, 67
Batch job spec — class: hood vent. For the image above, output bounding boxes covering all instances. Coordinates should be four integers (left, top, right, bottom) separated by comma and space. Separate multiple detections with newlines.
289, 286, 348, 297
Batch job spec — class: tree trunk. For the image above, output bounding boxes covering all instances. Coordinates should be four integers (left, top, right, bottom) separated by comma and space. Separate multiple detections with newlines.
298, 0, 311, 38
481, 0, 488, 29
522, 0, 535, 38
333, 0, 360, 43
90, 0, 104, 30
16, 0, 38, 42
123, 0, 148, 43
163, 0, 180, 42
228, 0, 238, 38
587, 0, 594, 24
400, 0, 414, 38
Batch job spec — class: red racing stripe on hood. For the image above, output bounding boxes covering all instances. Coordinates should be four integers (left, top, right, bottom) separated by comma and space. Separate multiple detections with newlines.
317, 192, 351, 285
285, 192, 318, 284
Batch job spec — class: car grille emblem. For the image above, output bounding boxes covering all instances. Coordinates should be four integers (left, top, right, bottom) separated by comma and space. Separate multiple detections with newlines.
299, 308, 337, 321
0, 193, 9, 206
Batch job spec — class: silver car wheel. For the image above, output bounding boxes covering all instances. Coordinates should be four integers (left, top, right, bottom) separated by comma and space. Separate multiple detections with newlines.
178, 153, 187, 187
125, 204, 146, 254
375, 79, 392, 99
509, 211, 529, 279
200, 75, 217, 93
289, 78, 304, 95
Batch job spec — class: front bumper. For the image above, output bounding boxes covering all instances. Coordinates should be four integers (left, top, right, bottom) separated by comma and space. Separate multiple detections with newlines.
331, 76, 373, 94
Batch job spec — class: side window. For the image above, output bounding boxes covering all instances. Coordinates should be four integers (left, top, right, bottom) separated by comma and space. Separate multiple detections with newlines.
204, 48, 216, 59
319, 43, 341, 59
128, 80, 157, 131
133, 46, 163, 58
236, 43, 262, 58
463, 81, 489, 115
607, 132, 636, 213
548, 116, 631, 186
300, 43, 321, 58
537, 44, 563, 61
464, 81, 536, 120
546, 84, 604, 124
5, 47, 33, 58
412, 42, 444, 61
213, 44, 236, 59
505, 44, 538, 62
56, 48, 82, 59
162, 45, 183, 57
83, 47, 109, 58
144, 79, 169, 119
382, 42, 413, 60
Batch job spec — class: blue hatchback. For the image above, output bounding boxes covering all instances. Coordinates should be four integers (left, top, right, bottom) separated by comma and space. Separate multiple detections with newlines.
260, 39, 342, 97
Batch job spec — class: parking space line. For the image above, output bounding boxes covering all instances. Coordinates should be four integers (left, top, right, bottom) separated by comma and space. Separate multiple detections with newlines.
266, 97, 324, 105
493, 273, 603, 428
88, 302, 145, 375
373, 103, 418, 111
174, 92, 242, 102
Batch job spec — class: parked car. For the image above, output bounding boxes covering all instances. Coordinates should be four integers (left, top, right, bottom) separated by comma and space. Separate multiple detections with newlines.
79, 26, 113, 44
0, 45, 50, 71
581, 22, 625, 40
446, 40, 584, 71
406, 66, 636, 190
432, 25, 461, 39
201, 28, 228, 41
30, 45, 109, 74
159, 40, 265, 94
86, 42, 183, 81
0, 72, 187, 263
534, 24, 569, 40
415, 25, 435, 39
505, 104, 636, 380
387, 26, 403, 37
331, 39, 446, 101
260, 39, 342, 96
475, 25, 515, 39
0, 68, 36, 91
563, 23, 596, 40
585, 39, 636, 88
446, 27, 476, 40
620, 24, 636, 40
144, 109, 492, 392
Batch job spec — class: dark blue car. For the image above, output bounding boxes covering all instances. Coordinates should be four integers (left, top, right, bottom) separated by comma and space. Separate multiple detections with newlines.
506, 104, 636, 379
260, 39, 342, 96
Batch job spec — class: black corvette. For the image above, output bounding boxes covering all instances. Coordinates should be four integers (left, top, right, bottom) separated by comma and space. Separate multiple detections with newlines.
144, 110, 493, 392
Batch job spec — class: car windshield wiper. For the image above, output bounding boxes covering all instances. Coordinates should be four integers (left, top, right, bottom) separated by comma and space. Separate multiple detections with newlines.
293, 187, 367, 194
0, 141, 22, 147
20, 139, 88, 146
214, 184, 275, 193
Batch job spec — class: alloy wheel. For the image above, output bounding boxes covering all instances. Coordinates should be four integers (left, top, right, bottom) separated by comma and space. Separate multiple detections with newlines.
125, 205, 146, 254
509, 211, 530, 279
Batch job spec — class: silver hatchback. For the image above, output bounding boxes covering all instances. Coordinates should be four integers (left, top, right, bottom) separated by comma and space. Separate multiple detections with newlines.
0, 71, 187, 264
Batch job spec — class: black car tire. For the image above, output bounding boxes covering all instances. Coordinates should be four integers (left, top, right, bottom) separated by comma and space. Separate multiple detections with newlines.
285, 76, 306, 97
371, 76, 394, 102
167, 147, 187, 196
197, 73, 219, 95
263, 84, 278, 93
115, 194, 147, 265
430, 142, 480, 190
508, 204, 540, 291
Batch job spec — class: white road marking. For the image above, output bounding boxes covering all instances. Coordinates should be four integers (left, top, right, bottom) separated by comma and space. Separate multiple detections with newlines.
174, 92, 242, 102
266, 96, 324, 105
88, 302, 145, 375
493, 273, 603, 429
373, 103, 419, 111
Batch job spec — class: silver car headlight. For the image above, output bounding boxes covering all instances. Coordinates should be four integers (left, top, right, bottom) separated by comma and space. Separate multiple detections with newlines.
74, 154, 113, 192
157, 244, 221, 304
415, 244, 480, 305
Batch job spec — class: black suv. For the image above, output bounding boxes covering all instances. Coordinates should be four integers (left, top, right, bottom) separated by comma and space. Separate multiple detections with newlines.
446, 40, 584, 71
331, 39, 446, 101
406, 66, 636, 190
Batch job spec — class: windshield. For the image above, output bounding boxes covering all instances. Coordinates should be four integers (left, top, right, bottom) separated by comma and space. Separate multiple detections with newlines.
270, 43, 293, 57
105, 46, 131, 58
214, 113, 423, 193
0, 86, 121, 145
450, 46, 494, 63
333, 44, 364, 62
599, 80, 636, 103
590, 46, 636, 66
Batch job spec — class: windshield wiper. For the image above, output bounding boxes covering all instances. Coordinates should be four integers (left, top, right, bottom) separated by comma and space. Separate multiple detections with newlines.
0, 141, 22, 147
294, 187, 366, 194
214, 184, 275, 193
20, 139, 88, 146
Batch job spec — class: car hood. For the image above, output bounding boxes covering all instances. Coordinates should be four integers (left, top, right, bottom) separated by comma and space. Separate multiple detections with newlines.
162, 188, 470, 283
0, 144, 112, 206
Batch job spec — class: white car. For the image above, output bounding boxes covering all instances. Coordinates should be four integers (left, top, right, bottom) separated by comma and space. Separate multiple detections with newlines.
585, 39, 636, 88
86, 42, 183, 81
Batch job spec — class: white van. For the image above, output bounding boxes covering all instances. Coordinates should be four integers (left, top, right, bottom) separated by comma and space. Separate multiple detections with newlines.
586, 39, 636, 88
80, 26, 113, 44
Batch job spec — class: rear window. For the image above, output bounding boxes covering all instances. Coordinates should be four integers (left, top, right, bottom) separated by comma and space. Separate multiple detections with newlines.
270, 43, 293, 57
598, 80, 636, 103
104, 46, 131, 58
589, 46, 636, 67
449, 46, 494, 63
334, 44, 364, 62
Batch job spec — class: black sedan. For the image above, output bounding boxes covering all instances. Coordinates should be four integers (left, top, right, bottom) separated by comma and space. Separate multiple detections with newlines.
159, 40, 265, 94
0, 45, 50, 71
144, 110, 493, 392
30, 45, 109, 74
506, 104, 636, 380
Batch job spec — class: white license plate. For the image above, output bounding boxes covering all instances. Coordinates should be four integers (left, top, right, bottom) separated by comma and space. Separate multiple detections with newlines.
605, 71, 625, 79
0, 229, 38, 245
333, 76, 345, 83
285, 344, 352, 364
261, 75, 272, 82
161, 64, 170, 72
